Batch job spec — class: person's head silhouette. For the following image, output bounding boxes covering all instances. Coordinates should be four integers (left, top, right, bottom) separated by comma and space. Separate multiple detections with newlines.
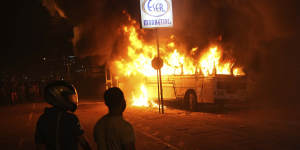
104, 87, 126, 115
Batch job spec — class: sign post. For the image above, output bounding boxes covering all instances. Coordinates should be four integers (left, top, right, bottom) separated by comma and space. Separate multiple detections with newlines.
140, 0, 173, 114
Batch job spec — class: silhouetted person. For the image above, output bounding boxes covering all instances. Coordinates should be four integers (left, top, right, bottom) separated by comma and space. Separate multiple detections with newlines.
0, 81, 6, 105
18, 83, 26, 103
94, 87, 135, 150
10, 78, 18, 104
35, 81, 91, 150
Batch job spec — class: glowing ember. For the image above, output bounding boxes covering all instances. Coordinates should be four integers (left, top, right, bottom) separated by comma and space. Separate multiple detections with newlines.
233, 67, 246, 76
167, 42, 175, 48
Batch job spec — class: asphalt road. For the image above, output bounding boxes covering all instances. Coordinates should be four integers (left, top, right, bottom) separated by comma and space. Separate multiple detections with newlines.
0, 100, 300, 150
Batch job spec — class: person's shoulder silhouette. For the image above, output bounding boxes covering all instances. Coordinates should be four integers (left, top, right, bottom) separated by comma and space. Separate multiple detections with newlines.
94, 87, 136, 150
35, 80, 91, 150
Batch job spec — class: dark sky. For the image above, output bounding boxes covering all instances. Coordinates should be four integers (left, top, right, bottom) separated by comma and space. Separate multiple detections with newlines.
5, 0, 300, 106
3, 0, 73, 72
9, 0, 300, 69
1, 0, 299, 109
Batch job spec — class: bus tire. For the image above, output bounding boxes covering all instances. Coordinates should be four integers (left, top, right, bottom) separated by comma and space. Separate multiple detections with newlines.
184, 89, 197, 111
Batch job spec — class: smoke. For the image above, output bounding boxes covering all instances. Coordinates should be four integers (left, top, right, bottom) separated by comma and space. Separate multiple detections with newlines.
42, 0, 300, 106
42, 0, 138, 64
242, 0, 300, 106
171, 0, 300, 106
42, 0, 66, 18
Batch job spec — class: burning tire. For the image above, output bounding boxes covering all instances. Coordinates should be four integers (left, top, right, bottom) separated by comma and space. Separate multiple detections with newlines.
184, 89, 197, 111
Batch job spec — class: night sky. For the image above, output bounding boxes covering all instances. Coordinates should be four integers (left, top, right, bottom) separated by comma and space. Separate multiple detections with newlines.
6, 0, 300, 106
4, 0, 73, 72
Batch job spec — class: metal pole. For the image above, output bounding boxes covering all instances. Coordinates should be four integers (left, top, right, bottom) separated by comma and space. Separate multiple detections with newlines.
157, 69, 161, 113
159, 65, 164, 114
156, 29, 164, 114
156, 28, 161, 113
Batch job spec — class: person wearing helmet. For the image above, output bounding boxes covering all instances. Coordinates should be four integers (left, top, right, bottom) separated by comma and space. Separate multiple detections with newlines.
35, 80, 91, 150
94, 87, 135, 150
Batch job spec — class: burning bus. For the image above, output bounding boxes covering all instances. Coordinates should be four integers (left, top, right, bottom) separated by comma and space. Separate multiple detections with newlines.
106, 18, 248, 110
144, 73, 247, 111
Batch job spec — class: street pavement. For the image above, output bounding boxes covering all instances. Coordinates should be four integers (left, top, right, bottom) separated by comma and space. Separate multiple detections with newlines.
0, 100, 300, 150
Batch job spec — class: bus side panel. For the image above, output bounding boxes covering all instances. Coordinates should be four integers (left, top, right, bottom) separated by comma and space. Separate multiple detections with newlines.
198, 78, 216, 103
146, 82, 176, 101
214, 76, 248, 103
174, 76, 197, 99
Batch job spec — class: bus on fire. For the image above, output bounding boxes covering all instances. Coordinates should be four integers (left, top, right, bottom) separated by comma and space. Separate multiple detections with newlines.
105, 66, 248, 111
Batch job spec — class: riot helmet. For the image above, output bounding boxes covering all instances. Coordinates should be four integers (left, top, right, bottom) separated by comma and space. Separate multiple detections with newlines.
44, 80, 78, 112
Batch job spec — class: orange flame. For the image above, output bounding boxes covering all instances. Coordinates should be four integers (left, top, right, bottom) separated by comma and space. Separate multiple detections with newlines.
132, 84, 158, 107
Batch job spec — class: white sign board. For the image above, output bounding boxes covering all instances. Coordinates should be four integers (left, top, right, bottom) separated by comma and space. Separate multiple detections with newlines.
140, 0, 173, 28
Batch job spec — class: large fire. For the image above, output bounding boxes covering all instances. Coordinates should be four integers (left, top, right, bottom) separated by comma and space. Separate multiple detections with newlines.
131, 84, 158, 107
113, 17, 245, 107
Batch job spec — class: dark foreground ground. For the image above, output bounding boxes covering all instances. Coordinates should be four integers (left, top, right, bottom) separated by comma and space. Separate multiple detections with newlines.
0, 100, 300, 150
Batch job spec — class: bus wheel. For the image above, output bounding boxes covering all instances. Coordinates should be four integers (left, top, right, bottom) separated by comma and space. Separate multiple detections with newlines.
184, 90, 197, 111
